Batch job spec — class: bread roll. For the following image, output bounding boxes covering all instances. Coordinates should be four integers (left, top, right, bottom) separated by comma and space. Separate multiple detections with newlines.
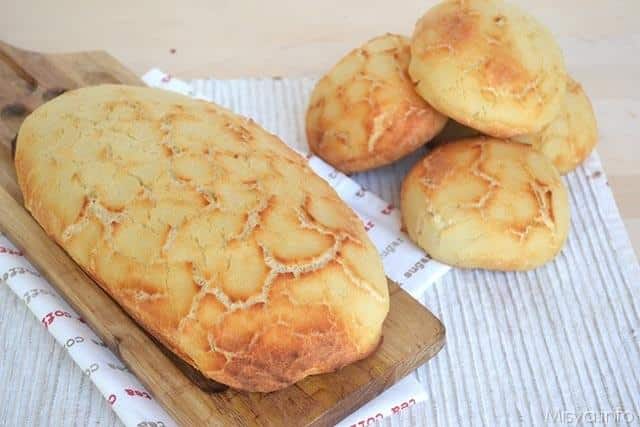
306, 33, 447, 173
401, 138, 569, 271
513, 77, 598, 174
409, 0, 567, 138
15, 85, 389, 392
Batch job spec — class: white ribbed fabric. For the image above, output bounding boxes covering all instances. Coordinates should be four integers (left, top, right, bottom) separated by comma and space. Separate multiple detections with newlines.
2, 74, 639, 426
0, 288, 120, 427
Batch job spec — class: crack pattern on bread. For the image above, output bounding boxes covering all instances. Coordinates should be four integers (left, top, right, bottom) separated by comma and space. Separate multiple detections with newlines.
15, 85, 389, 392
306, 33, 447, 173
401, 138, 569, 271
409, 0, 567, 138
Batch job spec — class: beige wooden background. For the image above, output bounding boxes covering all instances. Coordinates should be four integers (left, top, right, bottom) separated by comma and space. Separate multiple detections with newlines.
2, 0, 639, 258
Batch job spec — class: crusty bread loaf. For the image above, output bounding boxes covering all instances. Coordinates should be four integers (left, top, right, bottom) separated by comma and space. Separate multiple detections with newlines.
401, 138, 569, 271
306, 33, 447, 172
513, 77, 598, 174
409, 0, 567, 138
15, 85, 389, 392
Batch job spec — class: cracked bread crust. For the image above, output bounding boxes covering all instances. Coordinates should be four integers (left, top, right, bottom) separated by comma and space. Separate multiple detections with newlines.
401, 138, 569, 271
513, 77, 598, 174
15, 85, 390, 392
409, 0, 567, 138
306, 33, 447, 173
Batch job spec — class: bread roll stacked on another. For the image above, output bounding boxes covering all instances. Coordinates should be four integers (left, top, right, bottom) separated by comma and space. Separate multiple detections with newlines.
306, 0, 598, 271
410, 0, 568, 138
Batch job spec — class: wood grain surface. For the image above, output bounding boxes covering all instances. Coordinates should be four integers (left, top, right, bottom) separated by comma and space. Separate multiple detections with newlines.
0, 41, 445, 426
3, 0, 637, 259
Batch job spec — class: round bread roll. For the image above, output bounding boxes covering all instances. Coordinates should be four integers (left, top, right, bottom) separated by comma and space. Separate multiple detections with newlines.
513, 77, 598, 174
16, 85, 389, 392
401, 138, 569, 271
306, 33, 448, 173
409, 0, 567, 138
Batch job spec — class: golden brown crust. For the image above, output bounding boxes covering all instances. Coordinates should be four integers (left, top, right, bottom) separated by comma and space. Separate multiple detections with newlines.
306, 33, 447, 173
409, 0, 567, 138
401, 137, 570, 271
513, 77, 598, 174
15, 85, 389, 392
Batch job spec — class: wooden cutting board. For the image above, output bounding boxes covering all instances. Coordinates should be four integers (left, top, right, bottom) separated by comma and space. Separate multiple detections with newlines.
0, 41, 445, 427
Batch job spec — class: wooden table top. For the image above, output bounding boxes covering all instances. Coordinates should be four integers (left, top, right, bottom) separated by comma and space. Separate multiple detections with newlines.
2, 0, 639, 258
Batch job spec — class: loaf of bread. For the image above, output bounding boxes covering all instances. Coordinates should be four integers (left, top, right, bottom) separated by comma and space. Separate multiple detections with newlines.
15, 85, 390, 392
